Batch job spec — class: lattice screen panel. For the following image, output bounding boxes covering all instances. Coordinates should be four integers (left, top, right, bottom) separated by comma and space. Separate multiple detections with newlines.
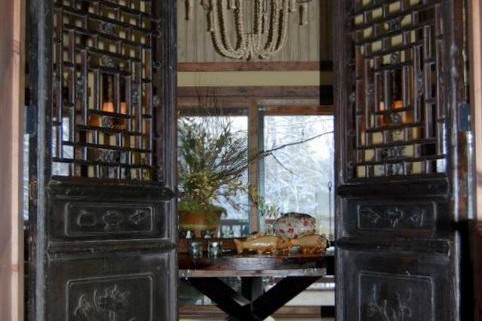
350, 0, 445, 178
51, 0, 159, 181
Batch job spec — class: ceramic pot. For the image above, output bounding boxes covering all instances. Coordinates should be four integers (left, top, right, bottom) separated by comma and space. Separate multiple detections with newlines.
273, 212, 316, 239
178, 205, 225, 238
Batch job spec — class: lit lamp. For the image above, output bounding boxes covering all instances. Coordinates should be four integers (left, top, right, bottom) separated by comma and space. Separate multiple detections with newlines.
392, 100, 414, 124
120, 102, 127, 114
377, 101, 386, 127
88, 101, 114, 128
117, 102, 128, 130
100, 101, 129, 130
378, 100, 406, 126
101, 102, 115, 129
101, 101, 127, 114
392, 100, 403, 109
102, 102, 115, 113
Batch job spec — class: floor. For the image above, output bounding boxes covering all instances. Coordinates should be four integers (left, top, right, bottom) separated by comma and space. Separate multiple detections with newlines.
179, 317, 335, 321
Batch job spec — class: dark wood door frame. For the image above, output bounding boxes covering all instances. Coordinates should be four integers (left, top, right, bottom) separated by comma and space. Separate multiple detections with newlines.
334, 1, 474, 320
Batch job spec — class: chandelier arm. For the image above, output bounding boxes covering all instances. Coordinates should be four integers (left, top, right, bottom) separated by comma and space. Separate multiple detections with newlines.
234, 0, 248, 54
210, 0, 245, 59
259, 0, 290, 59
247, 0, 265, 59
208, 7, 214, 31
210, 0, 234, 57
254, 0, 263, 34
223, 0, 250, 58
262, 0, 269, 34
260, 0, 281, 56
273, 0, 291, 53
219, 0, 238, 52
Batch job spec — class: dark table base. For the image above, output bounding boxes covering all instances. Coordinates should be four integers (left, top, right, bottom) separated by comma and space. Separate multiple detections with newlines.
184, 275, 321, 320
179, 253, 331, 320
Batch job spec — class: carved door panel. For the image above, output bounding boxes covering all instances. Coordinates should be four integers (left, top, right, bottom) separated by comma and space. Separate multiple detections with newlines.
27, 1, 177, 320
334, 1, 473, 320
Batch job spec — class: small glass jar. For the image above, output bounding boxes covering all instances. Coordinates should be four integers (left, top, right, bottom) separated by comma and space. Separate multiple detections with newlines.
189, 240, 203, 257
202, 230, 214, 239
208, 241, 222, 258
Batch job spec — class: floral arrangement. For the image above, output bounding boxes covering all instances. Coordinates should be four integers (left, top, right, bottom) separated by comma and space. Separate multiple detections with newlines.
177, 115, 249, 213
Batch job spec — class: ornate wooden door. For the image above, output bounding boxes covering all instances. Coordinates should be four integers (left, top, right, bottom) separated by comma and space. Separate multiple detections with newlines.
27, 1, 177, 320
334, 0, 474, 320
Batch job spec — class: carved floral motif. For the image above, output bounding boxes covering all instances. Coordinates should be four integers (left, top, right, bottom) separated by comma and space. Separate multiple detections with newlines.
103, 210, 124, 230
360, 272, 432, 321
68, 204, 153, 236
101, 55, 115, 68
129, 210, 149, 226
359, 206, 425, 229
99, 21, 115, 35
73, 284, 136, 321
367, 284, 412, 321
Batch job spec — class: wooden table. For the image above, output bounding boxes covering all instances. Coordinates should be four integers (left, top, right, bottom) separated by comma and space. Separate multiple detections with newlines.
178, 253, 331, 321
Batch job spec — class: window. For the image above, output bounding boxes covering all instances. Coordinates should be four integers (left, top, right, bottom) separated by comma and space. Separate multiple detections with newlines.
177, 108, 251, 237
177, 98, 335, 313
178, 101, 335, 238
212, 115, 249, 221
261, 114, 334, 238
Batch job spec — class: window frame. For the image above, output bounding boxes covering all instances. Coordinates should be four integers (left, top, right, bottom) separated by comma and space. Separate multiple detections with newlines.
177, 89, 332, 233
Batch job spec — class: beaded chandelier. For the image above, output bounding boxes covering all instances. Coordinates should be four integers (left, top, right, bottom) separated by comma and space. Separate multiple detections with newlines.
185, 0, 313, 60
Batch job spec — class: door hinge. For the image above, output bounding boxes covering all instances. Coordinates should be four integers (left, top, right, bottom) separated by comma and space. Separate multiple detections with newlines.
458, 102, 471, 132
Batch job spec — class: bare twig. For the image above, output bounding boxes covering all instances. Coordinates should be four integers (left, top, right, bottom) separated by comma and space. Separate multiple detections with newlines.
259, 130, 334, 157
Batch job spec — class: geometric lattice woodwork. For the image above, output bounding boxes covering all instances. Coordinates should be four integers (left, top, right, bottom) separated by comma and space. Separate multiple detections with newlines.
350, 0, 445, 178
52, 0, 159, 181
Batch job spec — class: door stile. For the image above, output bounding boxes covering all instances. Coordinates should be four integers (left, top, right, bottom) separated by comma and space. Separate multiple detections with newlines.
333, 2, 349, 318
155, 0, 179, 317
27, 0, 53, 318
443, 0, 474, 319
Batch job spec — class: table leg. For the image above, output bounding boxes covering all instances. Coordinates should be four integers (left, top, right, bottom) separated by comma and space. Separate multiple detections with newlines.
185, 278, 256, 320
250, 276, 321, 320
227, 277, 264, 321
242, 277, 264, 301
